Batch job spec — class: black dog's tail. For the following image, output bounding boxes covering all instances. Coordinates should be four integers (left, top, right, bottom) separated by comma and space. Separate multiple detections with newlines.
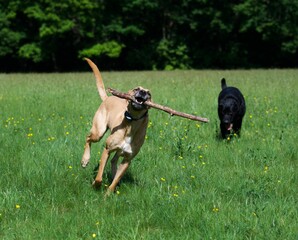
221, 78, 227, 89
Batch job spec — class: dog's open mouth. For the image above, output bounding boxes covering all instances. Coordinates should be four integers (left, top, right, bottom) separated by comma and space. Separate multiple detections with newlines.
132, 96, 147, 110
134, 96, 145, 105
225, 123, 233, 131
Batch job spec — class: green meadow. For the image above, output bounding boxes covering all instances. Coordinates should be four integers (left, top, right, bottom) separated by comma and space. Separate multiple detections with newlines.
0, 70, 297, 239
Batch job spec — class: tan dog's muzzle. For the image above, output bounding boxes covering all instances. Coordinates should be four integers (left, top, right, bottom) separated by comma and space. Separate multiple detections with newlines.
130, 87, 151, 111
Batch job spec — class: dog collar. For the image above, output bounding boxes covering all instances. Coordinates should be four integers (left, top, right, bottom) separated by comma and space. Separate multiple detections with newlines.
125, 111, 148, 122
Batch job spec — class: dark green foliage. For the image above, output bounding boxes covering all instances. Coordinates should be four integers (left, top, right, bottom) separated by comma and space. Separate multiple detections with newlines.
0, 0, 297, 71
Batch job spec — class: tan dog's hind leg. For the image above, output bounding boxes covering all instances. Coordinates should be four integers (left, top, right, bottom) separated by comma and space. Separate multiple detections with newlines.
93, 148, 110, 188
105, 159, 131, 196
110, 153, 120, 179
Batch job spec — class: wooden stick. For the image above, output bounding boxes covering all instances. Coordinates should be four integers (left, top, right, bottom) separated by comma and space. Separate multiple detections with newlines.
108, 88, 209, 123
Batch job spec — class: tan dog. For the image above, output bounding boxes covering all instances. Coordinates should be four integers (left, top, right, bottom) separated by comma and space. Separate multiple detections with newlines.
81, 58, 151, 195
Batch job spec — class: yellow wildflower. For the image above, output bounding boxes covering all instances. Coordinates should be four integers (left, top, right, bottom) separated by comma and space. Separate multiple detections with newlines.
212, 207, 219, 212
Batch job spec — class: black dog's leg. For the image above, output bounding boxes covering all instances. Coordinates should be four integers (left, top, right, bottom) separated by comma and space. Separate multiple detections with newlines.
233, 118, 243, 136
220, 123, 230, 138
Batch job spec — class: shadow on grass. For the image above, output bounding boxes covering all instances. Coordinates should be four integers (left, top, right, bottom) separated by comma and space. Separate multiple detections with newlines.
92, 163, 137, 188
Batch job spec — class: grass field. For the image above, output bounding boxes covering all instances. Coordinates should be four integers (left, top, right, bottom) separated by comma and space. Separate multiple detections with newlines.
0, 69, 297, 239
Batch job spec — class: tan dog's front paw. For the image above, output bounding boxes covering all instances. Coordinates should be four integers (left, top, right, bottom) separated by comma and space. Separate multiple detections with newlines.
104, 189, 113, 198
81, 158, 89, 168
92, 180, 102, 189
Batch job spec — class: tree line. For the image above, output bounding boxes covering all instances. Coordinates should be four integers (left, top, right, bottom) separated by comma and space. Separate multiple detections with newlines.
1, 0, 297, 72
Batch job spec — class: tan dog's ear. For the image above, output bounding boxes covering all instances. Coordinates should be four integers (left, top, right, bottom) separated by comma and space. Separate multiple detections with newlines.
128, 89, 136, 96
147, 91, 152, 101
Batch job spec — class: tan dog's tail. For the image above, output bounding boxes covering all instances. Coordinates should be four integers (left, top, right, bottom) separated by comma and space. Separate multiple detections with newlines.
85, 58, 108, 101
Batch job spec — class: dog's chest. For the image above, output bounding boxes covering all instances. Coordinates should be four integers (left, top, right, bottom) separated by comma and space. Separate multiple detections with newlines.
120, 136, 133, 154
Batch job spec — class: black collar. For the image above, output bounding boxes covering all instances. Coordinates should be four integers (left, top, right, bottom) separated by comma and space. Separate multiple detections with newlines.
124, 111, 148, 122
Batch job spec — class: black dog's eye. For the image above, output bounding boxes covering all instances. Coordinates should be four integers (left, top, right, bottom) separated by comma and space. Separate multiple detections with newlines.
222, 108, 229, 114
232, 106, 238, 112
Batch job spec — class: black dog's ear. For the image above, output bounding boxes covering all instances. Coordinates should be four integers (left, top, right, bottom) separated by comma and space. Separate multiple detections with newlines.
221, 78, 227, 89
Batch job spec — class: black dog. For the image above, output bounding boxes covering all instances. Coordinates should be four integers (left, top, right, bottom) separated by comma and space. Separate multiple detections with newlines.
218, 78, 246, 138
